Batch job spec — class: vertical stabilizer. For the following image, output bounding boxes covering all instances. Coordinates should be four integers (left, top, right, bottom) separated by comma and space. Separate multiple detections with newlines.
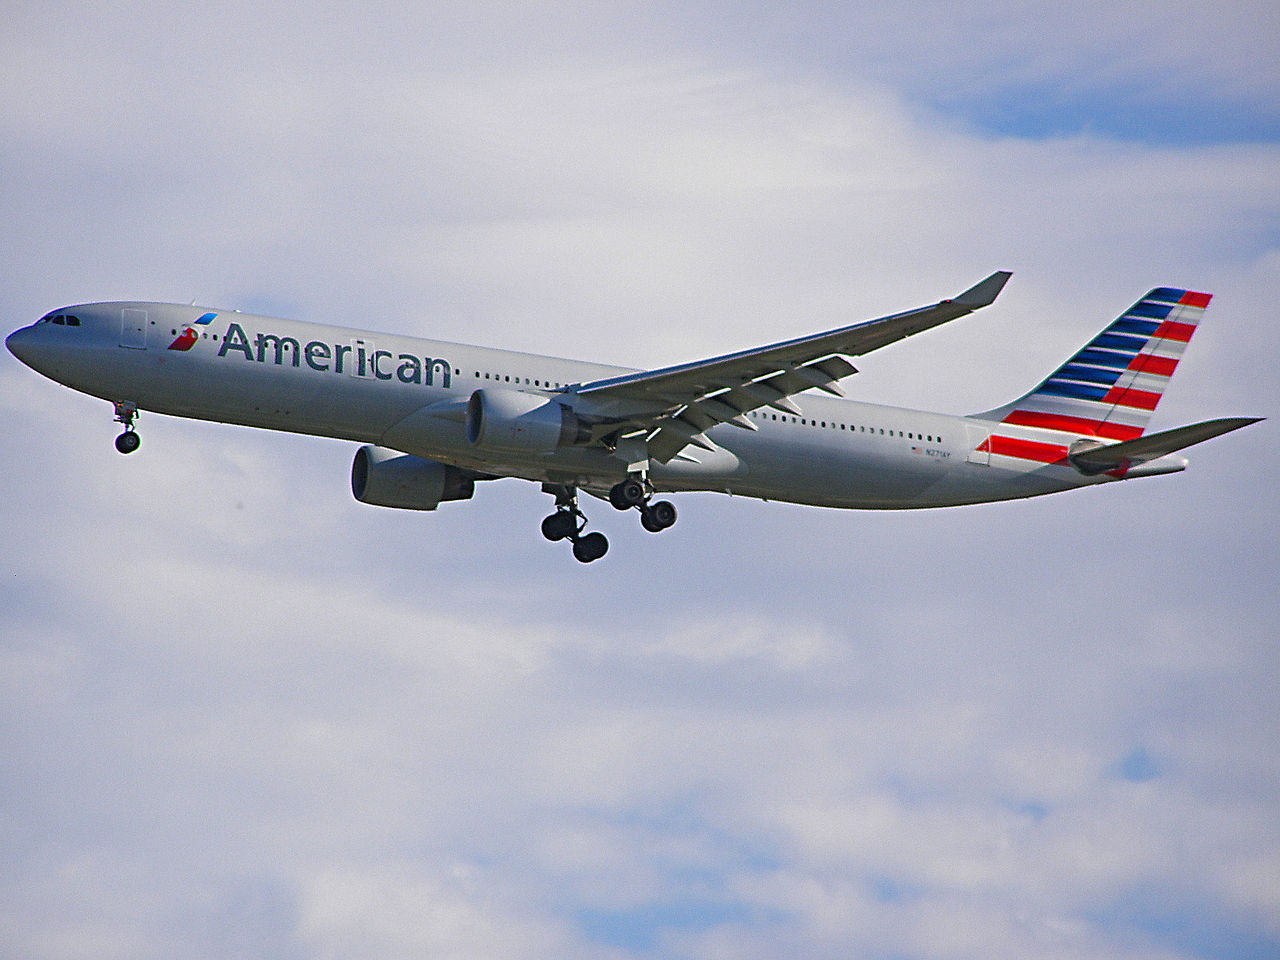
975, 288, 1212, 439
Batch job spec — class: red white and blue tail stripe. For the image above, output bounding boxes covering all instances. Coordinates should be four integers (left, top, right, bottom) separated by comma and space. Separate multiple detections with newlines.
979, 287, 1212, 442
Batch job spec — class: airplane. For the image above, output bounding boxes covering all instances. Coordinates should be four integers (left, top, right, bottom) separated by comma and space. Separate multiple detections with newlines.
6, 272, 1261, 562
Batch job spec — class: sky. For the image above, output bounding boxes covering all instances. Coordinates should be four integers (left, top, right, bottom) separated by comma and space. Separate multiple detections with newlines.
2, 3, 1278, 959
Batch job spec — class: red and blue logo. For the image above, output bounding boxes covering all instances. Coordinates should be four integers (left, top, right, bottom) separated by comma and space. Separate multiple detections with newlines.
168, 312, 218, 351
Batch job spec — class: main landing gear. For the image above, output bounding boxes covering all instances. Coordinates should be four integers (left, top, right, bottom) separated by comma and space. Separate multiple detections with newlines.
541, 485, 609, 563
608, 477, 678, 534
540, 476, 678, 563
113, 401, 141, 454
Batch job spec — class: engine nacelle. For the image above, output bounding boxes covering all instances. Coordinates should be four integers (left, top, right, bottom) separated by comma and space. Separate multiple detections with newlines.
465, 388, 590, 452
351, 445, 474, 511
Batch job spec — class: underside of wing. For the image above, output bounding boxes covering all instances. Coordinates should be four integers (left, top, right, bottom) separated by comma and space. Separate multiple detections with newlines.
570, 271, 1011, 463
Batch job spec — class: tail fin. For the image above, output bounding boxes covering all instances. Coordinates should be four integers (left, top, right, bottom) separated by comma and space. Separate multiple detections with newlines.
976, 287, 1213, 439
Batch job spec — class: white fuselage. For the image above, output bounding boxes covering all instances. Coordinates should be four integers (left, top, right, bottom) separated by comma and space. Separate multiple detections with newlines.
7, 302, 1127, 509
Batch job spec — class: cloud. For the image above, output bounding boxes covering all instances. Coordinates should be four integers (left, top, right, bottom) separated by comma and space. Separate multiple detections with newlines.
2, 4, 1278, 959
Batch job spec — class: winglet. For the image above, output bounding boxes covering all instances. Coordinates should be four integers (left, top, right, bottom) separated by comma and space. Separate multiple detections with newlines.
953, 271, 1013, 308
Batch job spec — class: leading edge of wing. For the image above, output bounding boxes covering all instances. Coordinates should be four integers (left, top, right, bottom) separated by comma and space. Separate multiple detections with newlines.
571, 270, 1012, 398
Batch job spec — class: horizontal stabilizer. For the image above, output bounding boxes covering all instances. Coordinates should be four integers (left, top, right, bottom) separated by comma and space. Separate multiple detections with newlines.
1069, 417, 1262, 474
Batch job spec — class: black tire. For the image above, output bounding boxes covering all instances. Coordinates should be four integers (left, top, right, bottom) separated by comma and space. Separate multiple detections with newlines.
609, 478, 646, 510
648, 500, 677, 529
115, 431, 141, 454
541, 512, 575, 541
572, 531, 609, 563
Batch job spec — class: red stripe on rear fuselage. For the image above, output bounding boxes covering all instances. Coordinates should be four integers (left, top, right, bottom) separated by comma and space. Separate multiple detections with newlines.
980, 435, 1069, 463
1001, 410, 1143, 440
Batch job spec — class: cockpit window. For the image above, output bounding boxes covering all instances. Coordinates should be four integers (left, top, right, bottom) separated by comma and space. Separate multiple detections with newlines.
40, 313, 81, 326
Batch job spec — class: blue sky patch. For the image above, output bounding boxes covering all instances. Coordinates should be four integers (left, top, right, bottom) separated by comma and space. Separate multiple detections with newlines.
1115, 746, 1163, 782
1090, 890, 1280, 960
934, 85, 1280, 146
577, 900, 784, 952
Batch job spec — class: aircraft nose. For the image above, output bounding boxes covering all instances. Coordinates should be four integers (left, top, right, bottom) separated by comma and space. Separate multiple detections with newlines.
5, 325, 37, 366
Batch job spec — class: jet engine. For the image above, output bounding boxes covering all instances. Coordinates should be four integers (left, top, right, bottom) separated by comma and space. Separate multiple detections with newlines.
351, 445, 474, 510
465, 388, 590, 452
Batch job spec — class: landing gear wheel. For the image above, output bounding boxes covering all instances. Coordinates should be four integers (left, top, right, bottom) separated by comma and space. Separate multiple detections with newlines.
572, 531, 609, 563
112, 401, 140, 453
609, 478, 647, 510
541, 511, 577, 542
640, 499, 677, 532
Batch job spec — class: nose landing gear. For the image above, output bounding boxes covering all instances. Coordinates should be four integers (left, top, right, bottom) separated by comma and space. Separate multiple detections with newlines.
113, 401, 140, 454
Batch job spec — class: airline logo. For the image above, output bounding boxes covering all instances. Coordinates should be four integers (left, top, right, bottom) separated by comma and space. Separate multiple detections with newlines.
980, 287, 1211, 466
215, 320, 454, 388
168, 313, 218, 351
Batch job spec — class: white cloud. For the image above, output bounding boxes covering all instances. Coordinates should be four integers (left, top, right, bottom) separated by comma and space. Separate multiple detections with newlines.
2, 4, 1278, 959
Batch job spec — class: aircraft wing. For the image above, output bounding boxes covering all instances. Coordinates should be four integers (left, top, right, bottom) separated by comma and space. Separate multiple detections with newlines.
571, 270, 1011, 462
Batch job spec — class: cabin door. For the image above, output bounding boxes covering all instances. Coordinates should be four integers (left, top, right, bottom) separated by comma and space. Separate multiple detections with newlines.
120, 309, 148, 349
965, 420, 991, 466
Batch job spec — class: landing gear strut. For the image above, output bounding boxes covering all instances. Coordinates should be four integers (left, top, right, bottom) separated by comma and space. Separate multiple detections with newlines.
113, 401, 140, 454
609, 477, 677, 534
541, 484, 609, 563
